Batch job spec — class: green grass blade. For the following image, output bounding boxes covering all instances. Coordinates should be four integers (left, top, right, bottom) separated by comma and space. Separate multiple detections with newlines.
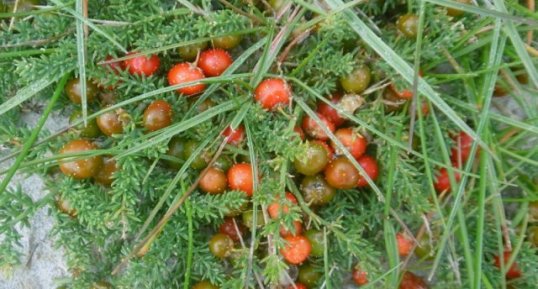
0, 76, 63, 116
75, 0, 87, 125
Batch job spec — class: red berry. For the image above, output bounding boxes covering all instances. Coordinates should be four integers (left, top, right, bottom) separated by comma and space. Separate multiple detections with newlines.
268, 192, 298, 219
302, 113, 336, 141
450, 131, 474, 165
434, 167, 461, 194
331, 128, 367, 159
280, 235, 312, 265
227, 163, 254, 197
143, 99, 173, 132
399, 272, 428, 289
352, 267, 368, 286
316, 95, 345, 127
167, 63, 206, 96
219, 217, 246, 242
396, 232, 414, 257
199, 167, 228, 194
123, 53, 160, 76
356, 155, 379, 187
494, 251, 522, 279
198, 48, 233, 77
324, 156, 359, 190
280, 220, 303, 237
254, 78, 292, 110
222, 125, 245, 145
287, 283, 308, 289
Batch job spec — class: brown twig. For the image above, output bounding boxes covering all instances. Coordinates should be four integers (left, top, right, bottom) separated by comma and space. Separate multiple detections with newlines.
527, 0, 535, 45
83, 0, 88, 37
111, 137, 229, 275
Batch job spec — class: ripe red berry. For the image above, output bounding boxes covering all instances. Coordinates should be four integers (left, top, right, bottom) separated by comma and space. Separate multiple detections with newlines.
254, 78, 292, 110
219, 217, 246, 242
356, 155, 379, 187
199, 167, 228, 194
268, 192, 298, 219
450, 131, 474, 165
494, 251, 522, 279
287, 283, 307, 289
331, 128, 367, 159
399, 272, 428, 289
167, 63, 206, 96
352, 267, 369, 286
434, 167, 461, 194
123, 53, 160, 76
324, 156, 359, 190
227, 163, 254, 197
396, 232, 414, 257
59, 139, 103, 179
280, 235, 312, 265
143, 99, 173, 132
302, 113, 336, 141
198, 48, 233, 77
316, 95, 345, 127
222, 125, 245, 145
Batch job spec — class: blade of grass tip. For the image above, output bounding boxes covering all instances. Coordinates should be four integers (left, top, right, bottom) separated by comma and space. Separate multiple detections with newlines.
493, 0, 538, 88
429, 19, 505, 279
50, 0, 126, 53
183, 197, 193, 289
75, 0, 87, 125
425, 0, 538, 25
324, 0, 491, 155
408, 0, 426, 150
0, 73, 70, 195
0, 76, 63, 116
244, 120, 260, 289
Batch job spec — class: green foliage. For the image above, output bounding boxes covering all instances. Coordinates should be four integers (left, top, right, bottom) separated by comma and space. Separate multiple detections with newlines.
0, 1, 537, 289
